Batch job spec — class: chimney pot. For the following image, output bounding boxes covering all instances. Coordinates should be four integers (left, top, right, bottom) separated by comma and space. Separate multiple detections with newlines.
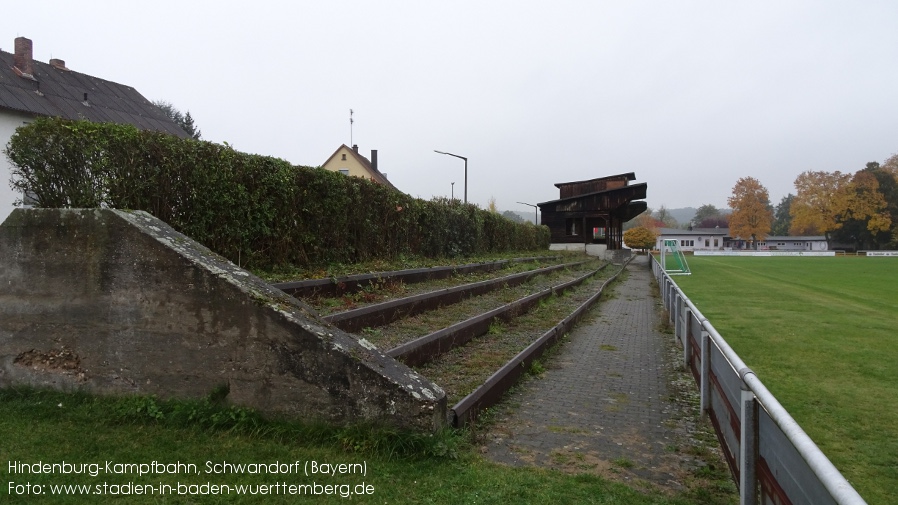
13, 37, 34, 76
371, 150, 378, 171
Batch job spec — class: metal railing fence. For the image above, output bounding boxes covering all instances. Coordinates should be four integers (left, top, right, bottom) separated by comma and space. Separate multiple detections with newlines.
651, 256, 867, 505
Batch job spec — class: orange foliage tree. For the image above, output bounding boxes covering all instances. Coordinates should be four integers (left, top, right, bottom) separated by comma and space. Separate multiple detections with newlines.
842, 170, 892, 234
727, 177, 773, 248
789, 170, 851, 238
623, 226, 658, 253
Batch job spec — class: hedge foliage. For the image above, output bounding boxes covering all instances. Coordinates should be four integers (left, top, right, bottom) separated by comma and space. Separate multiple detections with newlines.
5, 117, 549, 269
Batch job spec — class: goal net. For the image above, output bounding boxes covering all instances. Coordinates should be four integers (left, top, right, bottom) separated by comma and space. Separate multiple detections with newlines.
661, 239, 691, 275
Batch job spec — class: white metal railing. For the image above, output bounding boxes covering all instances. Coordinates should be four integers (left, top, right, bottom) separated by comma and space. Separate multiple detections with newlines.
651, 256, 867, 505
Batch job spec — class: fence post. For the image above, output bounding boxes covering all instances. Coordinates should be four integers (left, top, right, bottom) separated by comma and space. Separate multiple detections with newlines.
672, 293, 680, 343
682, 306, 692, 368
740, 379, 759, 505
668, 285, 676, 323
700, 329, 710, 417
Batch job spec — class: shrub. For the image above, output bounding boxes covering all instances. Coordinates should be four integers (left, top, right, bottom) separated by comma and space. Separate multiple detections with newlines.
5, 118, 549, 269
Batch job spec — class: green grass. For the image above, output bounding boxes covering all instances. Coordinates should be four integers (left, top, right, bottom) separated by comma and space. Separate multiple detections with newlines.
670, 256, 898, 505
0, 388, 723, 504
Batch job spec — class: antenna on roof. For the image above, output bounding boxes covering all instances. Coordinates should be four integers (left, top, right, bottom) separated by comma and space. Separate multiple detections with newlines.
349, 109, 354, 146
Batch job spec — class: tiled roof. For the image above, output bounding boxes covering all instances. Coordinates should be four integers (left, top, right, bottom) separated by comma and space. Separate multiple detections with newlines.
0, 45, 188, 137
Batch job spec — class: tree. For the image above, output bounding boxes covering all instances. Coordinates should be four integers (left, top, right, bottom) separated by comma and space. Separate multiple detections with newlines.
623, 226, 658, 253
487, 196, 498, 213
882, 153, 898, 183
728, 177, 773, 248
501, 210, 524, 223
626, 207, 663, 232
654, 206, 678, 228
693, 204, 719, 224
831, 164, 893, 249
770, 194, 794, 236
693, 203, 728, 228
789, 170, 851, 239
153, 100, 202, 140
865, 161, 898, 249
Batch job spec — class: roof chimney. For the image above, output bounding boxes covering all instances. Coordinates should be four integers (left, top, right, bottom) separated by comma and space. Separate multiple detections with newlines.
49, 58, 68, 70
352, 144, 359, 153
371, 150, 378, 172
13, 37, 34, 76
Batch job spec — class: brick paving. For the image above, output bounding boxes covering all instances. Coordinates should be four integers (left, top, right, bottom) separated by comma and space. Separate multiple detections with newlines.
483, 255, 713, 493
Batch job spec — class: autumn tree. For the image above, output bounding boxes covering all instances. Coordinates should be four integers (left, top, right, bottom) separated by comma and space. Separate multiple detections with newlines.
831, 164, 893, 249
865, 161, 898, 248
789, 171, 851, 239
654, 206, 678, 228
882, 153, 898, 183
623, 226, 658, 253
625, 208, 663, 232
728, 177, 773, 249
487, 196, 499, 213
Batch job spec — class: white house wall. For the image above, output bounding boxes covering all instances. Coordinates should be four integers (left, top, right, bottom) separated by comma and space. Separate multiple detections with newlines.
656, 234, 727, 252
0, 110, 34, 223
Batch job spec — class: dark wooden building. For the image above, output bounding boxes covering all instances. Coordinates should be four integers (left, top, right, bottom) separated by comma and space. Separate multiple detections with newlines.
538, 173, 647, 250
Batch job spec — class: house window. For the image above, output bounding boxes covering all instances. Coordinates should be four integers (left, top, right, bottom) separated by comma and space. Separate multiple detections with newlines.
680, 240, 694, 247
341, 154, 347, 160
566, 219, 579, 236
714, 239, 718, 247
593, 227, 605, 239
705, 239, 709, 247
339, 169, 349, 175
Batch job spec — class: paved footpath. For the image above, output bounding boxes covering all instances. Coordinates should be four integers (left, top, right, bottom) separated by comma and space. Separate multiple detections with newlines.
483, 254, 715, 493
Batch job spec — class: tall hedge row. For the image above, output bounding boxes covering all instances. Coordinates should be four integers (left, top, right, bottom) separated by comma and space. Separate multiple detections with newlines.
5, 117, 549, 269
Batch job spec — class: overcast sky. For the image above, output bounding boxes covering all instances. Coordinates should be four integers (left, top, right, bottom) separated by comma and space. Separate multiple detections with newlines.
3, 1, 898, 221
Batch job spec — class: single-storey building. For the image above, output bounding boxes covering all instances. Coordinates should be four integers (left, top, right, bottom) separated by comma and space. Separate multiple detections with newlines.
654, 227, 829, 252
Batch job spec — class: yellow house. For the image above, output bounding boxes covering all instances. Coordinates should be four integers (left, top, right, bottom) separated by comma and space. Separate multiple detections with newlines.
321, 144, 396, 190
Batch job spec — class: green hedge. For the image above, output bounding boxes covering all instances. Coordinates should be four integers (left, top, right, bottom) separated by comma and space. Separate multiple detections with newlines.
5, 118, 549, 269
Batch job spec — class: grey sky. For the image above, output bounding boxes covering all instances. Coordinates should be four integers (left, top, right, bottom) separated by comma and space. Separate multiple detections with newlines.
4, 1, 897, 219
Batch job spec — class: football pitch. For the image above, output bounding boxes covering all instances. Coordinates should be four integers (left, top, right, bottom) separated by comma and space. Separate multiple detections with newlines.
669, 256, 897, 505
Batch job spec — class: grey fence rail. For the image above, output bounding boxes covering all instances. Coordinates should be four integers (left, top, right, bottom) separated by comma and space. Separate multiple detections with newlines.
651, 256, 867, 505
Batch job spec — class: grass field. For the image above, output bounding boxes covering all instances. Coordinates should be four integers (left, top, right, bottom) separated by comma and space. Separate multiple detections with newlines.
0, 389, 727, 505
669, 256, 898, 505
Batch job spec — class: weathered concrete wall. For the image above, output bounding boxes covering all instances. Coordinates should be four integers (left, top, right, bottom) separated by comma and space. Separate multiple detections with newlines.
0, 209, 446, 431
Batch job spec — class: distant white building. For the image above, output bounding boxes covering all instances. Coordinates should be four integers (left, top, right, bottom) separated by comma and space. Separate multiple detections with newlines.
655, 228, 828, 252
755, 236, 829, 252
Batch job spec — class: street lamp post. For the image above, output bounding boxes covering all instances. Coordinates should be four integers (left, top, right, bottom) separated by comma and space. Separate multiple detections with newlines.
434, 150, 467, 203
517, 202, 538, 224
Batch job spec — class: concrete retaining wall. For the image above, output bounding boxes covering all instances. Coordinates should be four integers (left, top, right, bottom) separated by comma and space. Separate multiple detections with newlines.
0, 209, 446, 431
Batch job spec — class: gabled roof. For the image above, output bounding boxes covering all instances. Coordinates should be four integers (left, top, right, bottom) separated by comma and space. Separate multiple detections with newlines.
0, 39, 188, 137
321, 144, 396, 190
